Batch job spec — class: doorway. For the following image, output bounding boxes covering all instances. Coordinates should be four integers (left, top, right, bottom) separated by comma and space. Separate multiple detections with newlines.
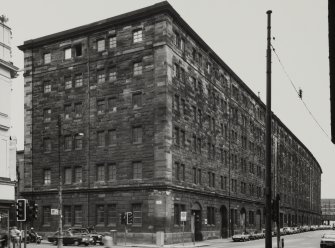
220, 205, 228, 238
191, 203, 202, 241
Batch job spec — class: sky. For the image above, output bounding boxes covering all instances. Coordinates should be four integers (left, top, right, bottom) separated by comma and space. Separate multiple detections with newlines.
3, 0, 334, 198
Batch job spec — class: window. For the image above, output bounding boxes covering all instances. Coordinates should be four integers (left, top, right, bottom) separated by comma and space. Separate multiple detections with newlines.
108, 129, 116, 146
74, 206, 83, 225
132, 92, 142, 108
74, 44, 82, 57
181, 130, 186, 147
249, 211, 255, 225
44, 138, 51, 152
108, 163, 116, 181
42, 206, 51, 226
64, 135, 72, 151
44, 53, 51, 64
174, 126, 179, 145
64, 167, 72, 184
107, 204, 117, 226
174, 204, 186, 225
175, 162, 185, 181
174, 95, 180, 113
133, 62, 143, 76
97, 99, 105, 114
97, 70, 105, 83
97, 39, 105, 51
207, 207, 215, 225
63, 206, 72, 225
132, 126, 142, 144
96, 164, 105, 182
44, 108, 51, 122
192, 167, 197, 184
108, 97, 117, 112
75, 74, 83, 87
64, 104, 72, 119
74, 167, 82, 183
192, 106, 197, 122
97, 131, 105, 147
64, 76, 72, 89
44, 82, 51, 93
109, 68, 116, 82
133, 29, 143, 43
109, 36, 116, 48
220, 176, 224, 189
132, 203, 142, 225
44, 169, 51, 185
133, 161, 142, 179
192, 135, 197, 152
96, 205, 105, 225
198, 169, 201, 184
64, 48, 71, 60
74, 102, 82, 118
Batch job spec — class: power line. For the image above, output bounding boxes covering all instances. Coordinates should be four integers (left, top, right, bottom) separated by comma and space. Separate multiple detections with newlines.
270, 44, 330, 140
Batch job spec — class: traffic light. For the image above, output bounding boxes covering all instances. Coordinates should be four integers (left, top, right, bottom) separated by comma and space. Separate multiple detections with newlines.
16, 199, 27, 221
126, 212, 133, 224
120, 212, 126, 225
33, 202, 38, 219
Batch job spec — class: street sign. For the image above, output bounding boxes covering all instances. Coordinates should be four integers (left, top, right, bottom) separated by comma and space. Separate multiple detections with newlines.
51, 209, 59, 215
180, 211, 187, 222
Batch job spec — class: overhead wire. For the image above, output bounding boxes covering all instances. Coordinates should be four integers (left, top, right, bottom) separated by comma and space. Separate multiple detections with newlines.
270, 43, 330, 140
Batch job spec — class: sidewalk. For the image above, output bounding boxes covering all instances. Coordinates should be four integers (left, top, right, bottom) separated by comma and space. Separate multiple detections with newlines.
111, 238, 232, 248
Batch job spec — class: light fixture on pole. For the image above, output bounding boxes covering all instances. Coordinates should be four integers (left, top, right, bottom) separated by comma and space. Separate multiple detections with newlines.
57, 115, 84, 248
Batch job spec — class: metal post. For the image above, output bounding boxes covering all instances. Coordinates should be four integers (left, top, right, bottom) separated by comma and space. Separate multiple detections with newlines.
265, 10, 273, 248
58, 115, 63, 248
24, 222, 27, 248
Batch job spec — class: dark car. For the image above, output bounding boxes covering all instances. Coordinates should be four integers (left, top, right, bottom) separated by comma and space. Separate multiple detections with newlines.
68, 228, 104, 245
48, 231, 93, 246
320, 233, 335, 248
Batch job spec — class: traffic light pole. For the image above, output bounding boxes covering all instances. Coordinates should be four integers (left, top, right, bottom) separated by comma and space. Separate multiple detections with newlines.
265, 10, 273, 248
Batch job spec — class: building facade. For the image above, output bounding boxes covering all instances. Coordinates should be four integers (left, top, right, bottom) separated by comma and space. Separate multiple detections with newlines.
18, 2, 322, 243
0, 15, 19, 233
321, 199, 335, 225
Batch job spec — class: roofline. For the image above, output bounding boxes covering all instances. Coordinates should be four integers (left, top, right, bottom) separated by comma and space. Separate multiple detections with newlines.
17, 1, 322, 173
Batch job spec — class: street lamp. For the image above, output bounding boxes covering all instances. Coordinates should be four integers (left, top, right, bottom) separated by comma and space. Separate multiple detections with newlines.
58, 115, 84, 248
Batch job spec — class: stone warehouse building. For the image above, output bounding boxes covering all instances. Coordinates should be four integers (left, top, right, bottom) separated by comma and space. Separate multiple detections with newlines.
18, 2, 322, 243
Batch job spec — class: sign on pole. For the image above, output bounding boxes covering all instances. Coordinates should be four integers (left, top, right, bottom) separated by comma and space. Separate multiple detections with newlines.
51, 209, 59, 215
180, 211, 187, 222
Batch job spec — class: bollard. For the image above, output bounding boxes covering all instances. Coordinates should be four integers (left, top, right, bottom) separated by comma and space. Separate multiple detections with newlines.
281, 238, 284, 248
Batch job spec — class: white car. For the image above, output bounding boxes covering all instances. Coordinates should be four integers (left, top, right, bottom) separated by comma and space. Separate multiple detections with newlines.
232, 232, 250, 242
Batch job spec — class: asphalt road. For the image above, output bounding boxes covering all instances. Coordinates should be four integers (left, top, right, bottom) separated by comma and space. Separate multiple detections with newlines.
18, 230, 335, 248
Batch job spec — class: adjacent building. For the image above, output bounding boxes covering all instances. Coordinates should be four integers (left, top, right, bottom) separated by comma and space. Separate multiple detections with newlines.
0, 15, 19, 232
18, 2, 322, 243
321, 199, 335, 225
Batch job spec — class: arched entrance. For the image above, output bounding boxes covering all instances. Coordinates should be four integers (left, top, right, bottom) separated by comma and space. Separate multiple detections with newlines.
191, 202, 202, 241
240, 208, 246, 232
256, 209, 262, 230
220, 205, 228, 238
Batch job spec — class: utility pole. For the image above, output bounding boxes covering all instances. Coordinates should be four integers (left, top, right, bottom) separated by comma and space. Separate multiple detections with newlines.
265, 10, 273, 248
58, 115, 63, 248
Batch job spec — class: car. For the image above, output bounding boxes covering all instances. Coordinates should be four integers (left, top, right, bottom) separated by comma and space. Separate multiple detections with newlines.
48, 231, 93, 246
68, 228, 104, 245
250, 230, 264, 239
320, 233, 335, 248
232, 232, 250, 242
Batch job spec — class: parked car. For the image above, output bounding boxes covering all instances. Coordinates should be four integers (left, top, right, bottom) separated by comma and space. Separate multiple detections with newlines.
232, 232, 250, 242
48, 231, 93, 246
68, 228, 104, 245
284, 227, 294, 235
250, 230, 264, 239
320, 233, 335, 248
